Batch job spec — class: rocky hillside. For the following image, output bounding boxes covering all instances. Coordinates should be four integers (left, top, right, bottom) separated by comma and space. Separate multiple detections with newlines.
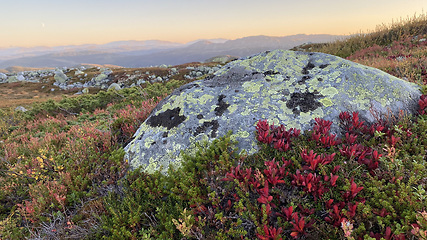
0, 61, 225, 109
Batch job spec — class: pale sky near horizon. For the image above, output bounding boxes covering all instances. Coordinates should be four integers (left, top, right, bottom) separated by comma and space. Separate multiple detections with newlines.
0, 0, 426, 48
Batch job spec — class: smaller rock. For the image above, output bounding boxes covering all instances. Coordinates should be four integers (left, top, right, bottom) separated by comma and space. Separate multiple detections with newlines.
204, 55, 239, 64
7, 76, 18, 83
195, 71, 203, 77
108, 83, 122, 91
82, 88, 89, 94
17, 75, 25, 81
54, 70, 68, 84
94, 73, 108, 83
15, 106, 28, 112
0, 73, 7, 80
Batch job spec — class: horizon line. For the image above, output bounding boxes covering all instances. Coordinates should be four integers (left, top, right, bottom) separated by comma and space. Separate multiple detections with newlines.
0, 33, 350, 49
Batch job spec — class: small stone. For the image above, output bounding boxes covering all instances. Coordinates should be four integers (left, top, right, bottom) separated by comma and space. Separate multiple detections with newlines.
54, 70, 68, 84
17, 75, 25, 81
7, 76, 19, 83
108, 83, 122, 91
15, 106, 28, 112
195, 72, 203, 77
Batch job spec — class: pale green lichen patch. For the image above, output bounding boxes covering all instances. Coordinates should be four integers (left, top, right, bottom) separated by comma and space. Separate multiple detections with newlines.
125, 49, 421, 174
320, 98, 334, 107
320, 87, 338, 96
242, 81, 263, 92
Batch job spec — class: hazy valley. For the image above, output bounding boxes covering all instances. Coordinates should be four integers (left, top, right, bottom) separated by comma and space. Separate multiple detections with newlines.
0, 34, 344, 71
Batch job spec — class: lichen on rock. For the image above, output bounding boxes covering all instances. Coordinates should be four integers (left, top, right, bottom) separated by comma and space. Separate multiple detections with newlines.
125, 49, 421, 174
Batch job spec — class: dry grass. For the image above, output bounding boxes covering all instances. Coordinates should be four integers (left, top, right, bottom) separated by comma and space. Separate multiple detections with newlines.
307, 12, 427, 58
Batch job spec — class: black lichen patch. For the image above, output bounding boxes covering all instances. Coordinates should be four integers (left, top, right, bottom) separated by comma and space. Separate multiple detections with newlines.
194, 120, 219, 138
302, 62, 316, 74
319, 64, 330, 69
299, 75, 311, 85
197, 114, 204, 119
175, 83, 200, 93
215, 94, 230, 116
263, 70, 280, 76
136, 132, 145, 141
162, 132, 168, 144
286, 92, 323, 115
147, 107, 186, 130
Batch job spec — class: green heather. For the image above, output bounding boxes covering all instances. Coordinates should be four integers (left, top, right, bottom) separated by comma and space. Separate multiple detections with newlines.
1, 14, 427, 239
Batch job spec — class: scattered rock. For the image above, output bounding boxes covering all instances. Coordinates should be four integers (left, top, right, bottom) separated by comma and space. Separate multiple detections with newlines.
125, 49, 421, 174
16, 75, 25, 81
54, 70, 68, 84
204, 55, 239, 64
7, 76, 18, 83
74, 70, 84, 76
15, 106, 28, 112
108, 83, 121, 91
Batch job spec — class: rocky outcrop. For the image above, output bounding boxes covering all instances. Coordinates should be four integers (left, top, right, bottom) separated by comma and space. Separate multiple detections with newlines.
125, 49, 421, 174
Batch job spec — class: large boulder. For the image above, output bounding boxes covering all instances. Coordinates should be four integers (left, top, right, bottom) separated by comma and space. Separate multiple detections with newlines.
125, 50, 421, 174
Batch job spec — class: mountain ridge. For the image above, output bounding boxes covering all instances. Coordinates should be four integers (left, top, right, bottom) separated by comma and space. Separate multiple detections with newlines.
0, 34, 346, 70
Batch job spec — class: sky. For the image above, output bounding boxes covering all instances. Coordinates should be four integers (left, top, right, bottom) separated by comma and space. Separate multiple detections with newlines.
0, 0, 426, 48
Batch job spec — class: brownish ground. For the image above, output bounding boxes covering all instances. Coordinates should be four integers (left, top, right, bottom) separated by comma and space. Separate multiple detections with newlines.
0, 82, 76, 109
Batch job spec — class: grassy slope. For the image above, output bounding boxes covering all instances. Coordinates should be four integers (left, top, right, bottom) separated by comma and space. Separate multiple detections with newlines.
1, 14, 427, 240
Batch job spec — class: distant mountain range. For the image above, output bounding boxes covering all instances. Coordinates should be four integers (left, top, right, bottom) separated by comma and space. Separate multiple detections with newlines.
0, 34, 346, 70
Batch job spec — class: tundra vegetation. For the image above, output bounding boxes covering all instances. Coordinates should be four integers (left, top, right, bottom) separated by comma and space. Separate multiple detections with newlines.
1, 14, 427, 240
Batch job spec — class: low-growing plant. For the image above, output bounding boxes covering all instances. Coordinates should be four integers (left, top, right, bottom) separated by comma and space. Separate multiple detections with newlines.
98, 94, 427, 239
